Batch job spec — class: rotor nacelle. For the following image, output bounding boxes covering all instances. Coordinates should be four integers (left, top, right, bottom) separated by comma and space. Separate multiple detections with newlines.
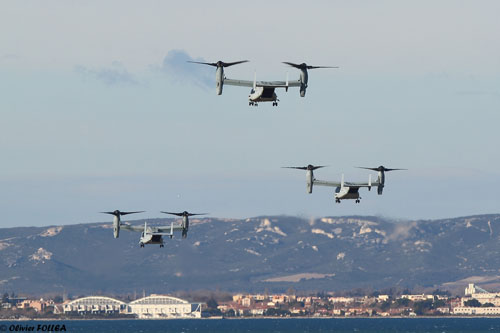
306, 170, 313, 193
357, 165, 407, 196
300, 82, 307, 97
187, 60, 249, 96
161, 210, 207, 239
216, 66, 224, 95
283, 62, 337, 97
101, 210, 144, 239
377, 184, 384, 195
282, 164, 327, 194
299, 68, 308, 97
114, 216, 120, 238
181, 214, 189, 239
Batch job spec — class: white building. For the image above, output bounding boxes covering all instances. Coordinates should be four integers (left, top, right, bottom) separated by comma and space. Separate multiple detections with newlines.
462, 284, 500, 307
63, 296, 127, 314
241, 297, 254, 307
452, 307, 500, 315
127, 294, 202, 319
61, 294, 202, 318
401, 294, 435, 301
328, 297, 355, 304
377, 295, 390, 302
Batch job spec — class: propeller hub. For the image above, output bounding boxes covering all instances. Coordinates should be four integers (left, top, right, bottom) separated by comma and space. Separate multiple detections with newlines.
357, 166, 406, 172
101, 210, 144, 217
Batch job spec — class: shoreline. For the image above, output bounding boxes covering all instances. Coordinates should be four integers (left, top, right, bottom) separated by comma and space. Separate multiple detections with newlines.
3, 316, 500, 321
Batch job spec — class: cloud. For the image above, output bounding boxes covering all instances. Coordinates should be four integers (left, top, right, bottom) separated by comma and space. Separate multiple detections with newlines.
75, 61, 139, 86
155, 49, 213, 90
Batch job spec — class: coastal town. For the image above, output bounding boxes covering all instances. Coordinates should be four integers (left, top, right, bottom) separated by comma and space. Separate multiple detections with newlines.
1, 284, 500, 319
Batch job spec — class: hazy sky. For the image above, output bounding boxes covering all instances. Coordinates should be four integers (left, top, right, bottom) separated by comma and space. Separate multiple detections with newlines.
1, 1, 499, 227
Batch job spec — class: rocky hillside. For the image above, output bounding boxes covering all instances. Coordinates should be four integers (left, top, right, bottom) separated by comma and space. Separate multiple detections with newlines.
1, 214, 500, 295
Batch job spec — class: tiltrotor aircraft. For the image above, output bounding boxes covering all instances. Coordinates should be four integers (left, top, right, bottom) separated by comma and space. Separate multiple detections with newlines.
283, 165, 405, 203
188, 60, 337, 106
101, 210, 187, 248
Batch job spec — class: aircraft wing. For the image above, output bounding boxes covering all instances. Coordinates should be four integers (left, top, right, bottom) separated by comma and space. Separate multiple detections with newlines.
120, 224, 184, 233
224, 78, 301, 88
150, 232, 175, 236
314, 179, 380, 188
344, 181, 380, 188
120, 224, 143, 232
313, 179, 342, 187
154, 225, 184, 233
223, 78, 253, 87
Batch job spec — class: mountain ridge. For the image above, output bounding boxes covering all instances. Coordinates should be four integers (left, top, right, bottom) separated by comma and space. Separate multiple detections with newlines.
1, 214, 500, 295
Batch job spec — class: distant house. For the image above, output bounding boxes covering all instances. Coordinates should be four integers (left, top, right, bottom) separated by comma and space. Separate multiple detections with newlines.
249, 305, 267, 316
377, 295, 390, 302
241, 297, 254, 307
17, 299, 53, 312
436, 307, 450, 314
328, 296, 354, 304
401, 294, 434, 301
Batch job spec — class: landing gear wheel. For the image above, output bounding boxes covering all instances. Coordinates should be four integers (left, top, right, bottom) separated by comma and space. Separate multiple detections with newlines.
160, 244, 164, 248
335, 199, 341, 204
355, 199, 360, 203
249, 101, 253, 106
140, 243, 144, 248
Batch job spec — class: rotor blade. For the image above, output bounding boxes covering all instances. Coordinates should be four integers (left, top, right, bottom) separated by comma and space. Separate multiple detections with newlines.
120, 211, 145, 216
283, 62, 338, 70
186, 61, 217, 67
186, 213, 208, 216
357, 166, 407, 172
100, 212, 117, 215
282, 62, 302, 69
160, 211, 184, 217
357, 167, 380, 172
222, 60, 249, 67
282, 165, 327, 171
310, 165, 328, 170
307, 65, 339, 69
